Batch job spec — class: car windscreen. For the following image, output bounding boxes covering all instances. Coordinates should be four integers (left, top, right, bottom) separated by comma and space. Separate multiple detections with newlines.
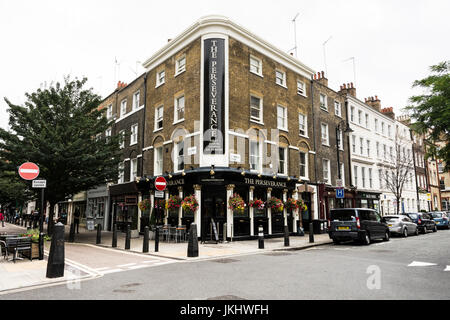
407, 213, 418, 220
430, 212, 443, 218
330, 210, 357, 221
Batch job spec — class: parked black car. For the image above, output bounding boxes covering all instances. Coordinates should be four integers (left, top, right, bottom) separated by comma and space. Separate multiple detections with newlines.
402, 212, 437, 234
329, 208, 390, 245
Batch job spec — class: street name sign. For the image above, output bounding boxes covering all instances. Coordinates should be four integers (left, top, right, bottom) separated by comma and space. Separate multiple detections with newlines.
155, 191, 164, 198
18, 162, 39, 180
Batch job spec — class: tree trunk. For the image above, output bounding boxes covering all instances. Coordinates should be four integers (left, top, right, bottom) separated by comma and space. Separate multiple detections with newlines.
396, 197, 400, 215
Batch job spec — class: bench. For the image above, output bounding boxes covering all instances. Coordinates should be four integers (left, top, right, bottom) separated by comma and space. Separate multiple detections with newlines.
0, 237, 32, 263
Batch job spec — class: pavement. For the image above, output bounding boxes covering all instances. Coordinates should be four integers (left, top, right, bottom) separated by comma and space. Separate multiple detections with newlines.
0, 221, 331, 294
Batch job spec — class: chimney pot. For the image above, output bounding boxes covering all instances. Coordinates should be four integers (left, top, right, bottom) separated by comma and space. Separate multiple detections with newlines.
375, 95, 378, 100
321, 71, 325, 78
350, 82, 354, 88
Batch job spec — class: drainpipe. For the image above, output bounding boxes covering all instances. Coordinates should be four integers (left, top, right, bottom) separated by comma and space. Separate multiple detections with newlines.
410, 130, 420, 211
310, 79, 317, 184
140, 72, 148, 178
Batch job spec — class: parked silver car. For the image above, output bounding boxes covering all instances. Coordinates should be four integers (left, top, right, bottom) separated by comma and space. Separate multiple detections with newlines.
381, 215, 418, 237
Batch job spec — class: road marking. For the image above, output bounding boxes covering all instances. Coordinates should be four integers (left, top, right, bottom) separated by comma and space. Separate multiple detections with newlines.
143, 260, 162, 263
101, 268, 124, 274
127, 265, 149, 270
117, 263, 137, 267
408, 261, 438, 267
444, 266, 450, 272
94, 267, 111, 271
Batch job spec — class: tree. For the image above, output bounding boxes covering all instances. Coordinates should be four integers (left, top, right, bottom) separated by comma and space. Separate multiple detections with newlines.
379, 130, 415, 214
0, 77, 122, 234
0, 159, 34, 212
405, 61, 450, 171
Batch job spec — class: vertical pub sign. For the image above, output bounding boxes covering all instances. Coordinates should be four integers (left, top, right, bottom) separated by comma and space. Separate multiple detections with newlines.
203, 38, 225, 155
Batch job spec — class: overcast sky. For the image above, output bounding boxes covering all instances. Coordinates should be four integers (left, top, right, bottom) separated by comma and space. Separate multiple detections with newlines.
1, 0, 448, 130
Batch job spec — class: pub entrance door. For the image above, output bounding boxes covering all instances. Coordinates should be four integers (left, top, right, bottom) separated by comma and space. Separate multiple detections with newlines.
201, 187, 226, 242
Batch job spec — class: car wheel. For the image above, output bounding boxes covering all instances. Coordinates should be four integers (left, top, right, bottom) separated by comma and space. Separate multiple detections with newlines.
333, 239, 340, 245
421, 227, 426, 234
415, 228, 419, 236
402, 228, 408, 238
383, 230, 390, 241
433, 226, 437, 232
362, 233, 371, 245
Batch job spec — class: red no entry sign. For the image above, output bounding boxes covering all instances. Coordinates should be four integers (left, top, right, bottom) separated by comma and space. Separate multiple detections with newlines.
155, 176, 167, 191
18, 162, 40, 180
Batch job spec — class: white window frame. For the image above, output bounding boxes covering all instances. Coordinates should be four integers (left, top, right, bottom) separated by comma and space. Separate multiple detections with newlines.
106, 104, 113, 119
321, 123, 329, 146
323, 159, 331, 185
320, 94, 328, 111
133, 91, 140, 110
297, 80, 307, 97
156, 70, 165, 87
118, 162, 124, 184
130, 158, 137, 182
105, 128, 112, 143
340, 163, 345, 186
154, 146, 163, 176
298, 113, 308, 137
366, 140, 370, 156
119, 130, 125, 149
249, 55, 263, 77
337, 129, 343, 150
249, 140, 262, 172
155, 105, 164, 131
360, 137, 364, 155
275, 69, 287, 87
174, 140, 184, 172
174, 94, 185, 123
250, 95, 263, 123
350, 106, 355, 122
354, 165, 358, 187
334, 101, 341, 117
362, 167, 366, 188
277, 147, 287, 176
365, 113, 369, 128
299, 151, 308, 180
277, 105, 288, 131
130, 123, 138, 146
120, 99, 127, 117
375, 119, 379, 132
358, 110, 362, 125
175, 55, 186, 76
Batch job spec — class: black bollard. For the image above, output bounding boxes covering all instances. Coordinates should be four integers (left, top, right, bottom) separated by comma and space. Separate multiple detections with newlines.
39, 232, 44, 260
258, 225, 264, 249
143, 226, 149, 253
112, 224, 117, 248
155, 226, 159, 252
96, 223, 102, 244
46, 222, 65, 278
284, 225, 290, 247
69, 223, 75, 242
187, 223, 199, 257
309, 222, 314, 243
125, 224, 131, 250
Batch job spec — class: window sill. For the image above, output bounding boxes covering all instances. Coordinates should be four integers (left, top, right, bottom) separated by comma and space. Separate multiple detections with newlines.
129, 142, 138, 147
250, 119, 264, 125
173, 119, 185, 125
174, 69, 186, 78
297, 92, 308, 98
299, 134, 309, 139
250, 71, 263, 78
153, 127, 163, 133
320, 107, 328, 112
276, 83, 288, 89
278, 127, 289, 133
322, 144, 330, 148
155, 82, 165, 89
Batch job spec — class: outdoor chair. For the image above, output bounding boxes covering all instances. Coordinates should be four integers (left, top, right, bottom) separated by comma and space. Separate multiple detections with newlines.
176, 225, 187, 242
4, 237, 32, 263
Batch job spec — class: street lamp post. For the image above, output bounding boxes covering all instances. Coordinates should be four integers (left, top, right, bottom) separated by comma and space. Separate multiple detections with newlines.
336, 121, 353, 207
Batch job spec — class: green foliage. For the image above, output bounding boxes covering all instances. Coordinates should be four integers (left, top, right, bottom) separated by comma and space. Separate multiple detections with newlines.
405, 61, 450, 171
19, 228, 51, 243
0, 160, 34, 207
0, 76, 122, 231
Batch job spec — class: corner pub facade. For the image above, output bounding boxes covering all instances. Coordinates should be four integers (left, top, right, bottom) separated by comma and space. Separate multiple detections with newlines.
99, 15, 352, 240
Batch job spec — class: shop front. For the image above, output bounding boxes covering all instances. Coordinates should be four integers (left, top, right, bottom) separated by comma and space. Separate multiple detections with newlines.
109, 182, 140, 233
149, 168, 298, 241
355, 191, 381, 212
86, 185, 109, 229
318, 184, 357, 225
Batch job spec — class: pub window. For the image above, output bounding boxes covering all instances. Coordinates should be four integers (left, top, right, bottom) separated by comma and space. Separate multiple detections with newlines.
154, 146, 163, 176
275, 70, 286, 87
299, 113, 307, 137
174, 95, 185, 123
155, 105, 163, 130
130, 158, 137, 181
250, 140, 261, 172
323, 159, 330, 184
130, 124, 138, 146
133, 91, 140, 110
175, 140, 184, 172
250, 95, 263, 123
175, 56, 186, 75
278, 147, 287, 175
249, 55, 262, 76
120, 99, 127, 117
299, 151, 308, 179
156, 70, 165, 87
277, 105, 287, 131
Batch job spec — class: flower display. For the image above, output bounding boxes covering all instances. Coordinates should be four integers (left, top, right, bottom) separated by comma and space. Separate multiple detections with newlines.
267, 197, 284, 213
138, 199, 151, 211
248, 199, 265, 210
285, 198, 300, 210
154, 199, 166, 210
181, 195, 199, 213
229, 193, 246, 214
20, 229, 51, 243
165, 195, 181, 210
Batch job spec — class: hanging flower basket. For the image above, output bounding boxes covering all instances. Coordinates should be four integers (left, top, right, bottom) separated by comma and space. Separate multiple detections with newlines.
154, 199, 166, 210
229, 193, 246, 215
165, 195, 181, 210
181, 195, 199, 214
248, 199, 265, 210
138, 199, 151, 212
267, 197, 284, 213
285, 198, 300, 211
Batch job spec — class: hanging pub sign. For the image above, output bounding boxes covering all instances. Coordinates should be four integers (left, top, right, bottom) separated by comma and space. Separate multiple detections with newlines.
203, 38, 225, 155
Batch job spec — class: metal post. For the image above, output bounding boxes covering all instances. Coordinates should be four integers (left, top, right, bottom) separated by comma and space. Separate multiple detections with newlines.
112, 224, 117, 248
309, 222, 314, 243
223, 222, 227, 242
69, 223, 75, 242
125, 224, 131, 250
155, 226, 159, 252
284, 225, 290, 247
96, 223, 102, 244
258, 225, 264, 249
39, 232, 44, 260
187, 223, 199, 257
143, 226, 149, 253
46, 222, 65, 278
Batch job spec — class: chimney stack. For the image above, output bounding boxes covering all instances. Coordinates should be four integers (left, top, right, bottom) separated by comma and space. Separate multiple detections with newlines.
366, 95, 381, 112
338, 82, 356, 98
381, 107, 395, 119
315, 71, 328, 87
